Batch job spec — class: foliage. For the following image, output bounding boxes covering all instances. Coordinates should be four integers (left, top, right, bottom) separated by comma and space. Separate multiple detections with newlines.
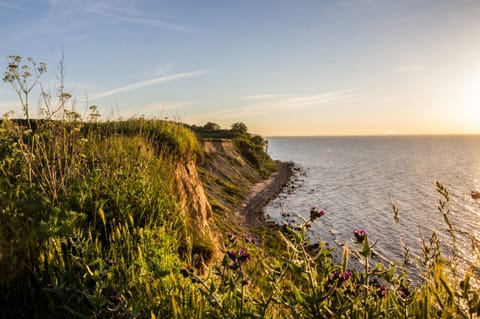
3, 55, 480, 318
192, 122, 277, 178
0, 114, 202, 317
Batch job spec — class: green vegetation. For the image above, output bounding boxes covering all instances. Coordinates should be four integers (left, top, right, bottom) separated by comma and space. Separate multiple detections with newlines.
0, 114, 212, 317
192, 121, 277, 178
2, 56, 480, 318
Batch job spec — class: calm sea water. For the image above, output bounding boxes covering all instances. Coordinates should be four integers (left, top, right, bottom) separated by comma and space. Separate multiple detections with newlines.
264, 136, 480, 265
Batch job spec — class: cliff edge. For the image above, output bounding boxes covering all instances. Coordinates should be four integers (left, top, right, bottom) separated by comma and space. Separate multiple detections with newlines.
198, 139, 292, 232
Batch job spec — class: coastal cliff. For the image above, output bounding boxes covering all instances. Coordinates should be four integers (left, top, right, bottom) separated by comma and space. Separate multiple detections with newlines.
198, 138, 292, 232
0, 119, 288, 317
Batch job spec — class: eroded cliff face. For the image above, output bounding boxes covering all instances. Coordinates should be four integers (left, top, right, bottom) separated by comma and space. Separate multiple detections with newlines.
201, 139, 261, 186
171, 139, 271, 261
174, 159, 213, 234
199, 139, 263, 216
173, 157, 220, 262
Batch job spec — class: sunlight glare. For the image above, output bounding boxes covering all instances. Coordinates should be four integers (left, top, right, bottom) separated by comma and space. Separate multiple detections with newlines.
465, 72, 480, 128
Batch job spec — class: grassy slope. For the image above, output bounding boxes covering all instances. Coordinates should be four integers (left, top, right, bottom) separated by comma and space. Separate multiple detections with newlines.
1, 118, 478, 318
0, 119, 217, 317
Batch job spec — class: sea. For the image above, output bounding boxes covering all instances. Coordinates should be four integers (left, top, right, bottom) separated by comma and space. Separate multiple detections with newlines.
264, 135, 480, 267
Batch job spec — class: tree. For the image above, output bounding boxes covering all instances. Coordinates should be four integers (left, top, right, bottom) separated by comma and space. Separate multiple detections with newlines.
203, 122, 221, 131
230, 122, 248, 135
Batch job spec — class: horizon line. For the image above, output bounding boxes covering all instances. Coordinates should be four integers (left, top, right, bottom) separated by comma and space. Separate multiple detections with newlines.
265, 133, 480, 138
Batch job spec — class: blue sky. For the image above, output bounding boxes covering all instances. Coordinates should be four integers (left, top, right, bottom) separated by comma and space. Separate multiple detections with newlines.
1, 0, 480, 135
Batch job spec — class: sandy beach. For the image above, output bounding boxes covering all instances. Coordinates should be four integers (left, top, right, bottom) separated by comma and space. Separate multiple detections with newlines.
240, 161, 294, 227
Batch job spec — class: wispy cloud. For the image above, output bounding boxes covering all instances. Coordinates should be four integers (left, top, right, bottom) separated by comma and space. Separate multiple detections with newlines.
117, 101, 196, 118
46, 0, 191, 33
148, 63, 174, 77
89, 70, 211, 100
139, 101, 196, 114
241, 94, 291, 101
0, 1, 25, 11
394, 65, 425, 72
201, 91, 352, 119
87, 3, 190, 32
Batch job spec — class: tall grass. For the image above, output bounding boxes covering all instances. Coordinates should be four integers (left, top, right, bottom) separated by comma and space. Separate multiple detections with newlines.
3, 55, 480, 318
0, 113, 209, 317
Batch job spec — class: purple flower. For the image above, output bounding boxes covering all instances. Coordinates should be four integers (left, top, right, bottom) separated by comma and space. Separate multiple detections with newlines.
326, 270, 354, 295
310, 206, 326, 220
106, 288, 121, 305
342, 271, 352, 282
227, 250, 237, 261
399, 285, 410, 298
353, 228, 367, 242
377, 285, 388, 298
238, 249, 251, 262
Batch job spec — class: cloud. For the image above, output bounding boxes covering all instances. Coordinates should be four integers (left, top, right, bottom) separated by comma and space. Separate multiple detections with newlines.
116, 101, 196, 118
245, 91, 353, 114
139, 101, 196, 114
0, 1, 23, 10
144, 63, 174, 78
394, 65, 425, 72
45, 0, 191, 33
89, 70, 211, 100
241, 94, 291, 101
200, 91, 352, 119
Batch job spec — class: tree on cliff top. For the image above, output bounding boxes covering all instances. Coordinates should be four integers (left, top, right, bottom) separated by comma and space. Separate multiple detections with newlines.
230, 122, 248, 136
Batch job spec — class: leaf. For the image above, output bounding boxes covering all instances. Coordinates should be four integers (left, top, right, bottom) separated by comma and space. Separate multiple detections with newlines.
439, 273, 454, 304
285, 225, 303, 243
287, 261, 304, 275
341, 243, 349, 273
98, 207, 106, 227
362, 236, 371, 258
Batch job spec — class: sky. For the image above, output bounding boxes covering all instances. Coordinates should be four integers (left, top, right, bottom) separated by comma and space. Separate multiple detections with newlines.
1, 0, 480, 136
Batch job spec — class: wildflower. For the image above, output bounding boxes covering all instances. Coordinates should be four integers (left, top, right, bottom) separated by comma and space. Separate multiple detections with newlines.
310, 206, 325, 220
342, 271, 352, 282
108, 259, 116, 267
377, 285, 388, 298
399, 285, 410, 298
227, 250, 237, 261
238, 249, 251, 263
353, 228, 367, 243
326, 270, 354, 295
106, 288, 121, 305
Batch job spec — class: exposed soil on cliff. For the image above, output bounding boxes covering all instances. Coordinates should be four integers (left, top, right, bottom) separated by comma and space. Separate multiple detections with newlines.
198, 139, 294, 235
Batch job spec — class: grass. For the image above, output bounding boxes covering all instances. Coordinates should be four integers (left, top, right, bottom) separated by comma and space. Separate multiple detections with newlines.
0, 115, 208, 317
2, 118, 480, 318
3, 56, 480, 318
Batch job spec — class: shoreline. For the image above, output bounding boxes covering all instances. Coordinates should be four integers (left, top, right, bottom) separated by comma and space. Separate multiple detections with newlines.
240, 161, 295, 228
